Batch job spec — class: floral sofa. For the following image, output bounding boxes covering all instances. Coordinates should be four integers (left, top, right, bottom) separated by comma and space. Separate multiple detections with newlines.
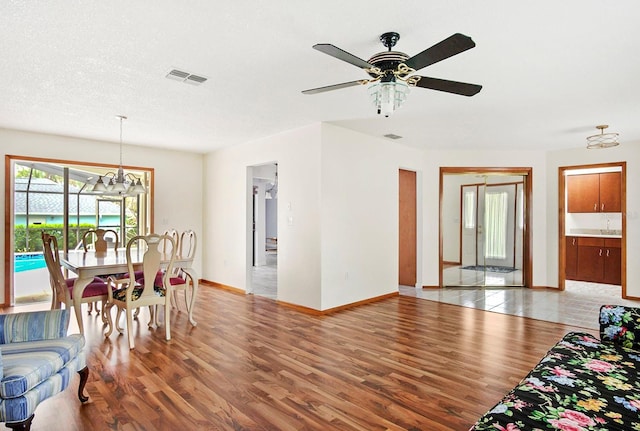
470, 305, 640, 431
0, 309, 88, 430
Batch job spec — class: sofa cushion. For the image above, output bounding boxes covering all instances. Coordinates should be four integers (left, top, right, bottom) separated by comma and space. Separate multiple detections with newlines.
599, 304, 640, 350
0, 334, 85, 398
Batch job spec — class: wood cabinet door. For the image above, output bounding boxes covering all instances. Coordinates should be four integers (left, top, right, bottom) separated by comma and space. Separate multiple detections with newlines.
576, 245, 604, 282
565, 237, 578, 279
603, 246, 622, 285
567, 174, 600, 213
599, 172, 621, 212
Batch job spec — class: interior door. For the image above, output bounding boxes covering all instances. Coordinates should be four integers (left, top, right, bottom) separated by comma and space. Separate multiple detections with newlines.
399, 169, 417, 286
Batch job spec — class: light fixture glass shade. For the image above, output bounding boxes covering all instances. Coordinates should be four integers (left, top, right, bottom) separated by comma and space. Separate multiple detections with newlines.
368, 80, 410, 117
92, 176, 108, 192
129, 178, 146, 194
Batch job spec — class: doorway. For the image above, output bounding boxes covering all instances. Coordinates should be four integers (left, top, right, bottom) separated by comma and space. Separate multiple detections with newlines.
440, 167, 532, 287
558, 162, 626, 295
248, 163, 278, 299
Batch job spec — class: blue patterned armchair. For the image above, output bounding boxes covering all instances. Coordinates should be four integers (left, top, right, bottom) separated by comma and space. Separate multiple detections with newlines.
0, 309, 88, 430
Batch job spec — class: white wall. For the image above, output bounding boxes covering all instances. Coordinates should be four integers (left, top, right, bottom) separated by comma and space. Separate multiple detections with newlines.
203, 123, 323, 309
546, 143, 640, 298
319, 124, 422, 309
0, 127, 203, 304
202, 123, 423, 311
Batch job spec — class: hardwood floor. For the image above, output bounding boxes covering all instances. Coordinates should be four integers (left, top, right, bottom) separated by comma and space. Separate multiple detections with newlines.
22, 286, 591, 431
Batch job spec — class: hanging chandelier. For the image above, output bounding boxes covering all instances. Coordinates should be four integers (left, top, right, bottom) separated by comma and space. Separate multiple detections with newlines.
92, 115, 146, 195
586, 125, 620, 149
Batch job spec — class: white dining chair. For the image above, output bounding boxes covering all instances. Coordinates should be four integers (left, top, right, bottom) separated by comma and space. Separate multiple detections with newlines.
104, 233, 177, 350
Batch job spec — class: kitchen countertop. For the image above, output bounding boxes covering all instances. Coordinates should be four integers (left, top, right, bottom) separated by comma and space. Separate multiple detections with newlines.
566, 233, 622, 239
566, 229, 622, 239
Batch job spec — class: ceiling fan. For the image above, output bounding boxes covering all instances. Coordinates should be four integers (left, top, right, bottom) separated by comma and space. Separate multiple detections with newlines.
302, 32, 482, 117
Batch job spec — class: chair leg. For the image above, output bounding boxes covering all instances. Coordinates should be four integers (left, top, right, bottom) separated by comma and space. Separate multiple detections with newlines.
154, 305, 161, 327
5, 415, 34, 431
77, 366, 89, 402
170, 290, 178, 310
115, 308, 125, 334
100, 301, 108, 324
164, 304, 171, 341
126, 309, 135, 349
104, 302, 115, 337
148, 306, 156, 328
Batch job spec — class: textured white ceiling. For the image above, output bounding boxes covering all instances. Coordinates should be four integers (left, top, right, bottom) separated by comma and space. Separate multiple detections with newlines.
1, 1, 639, 153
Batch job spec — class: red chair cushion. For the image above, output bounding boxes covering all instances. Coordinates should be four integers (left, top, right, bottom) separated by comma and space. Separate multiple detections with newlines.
68, 280, 108, 299
138, 272, 186, 288
65, 277, 107, 288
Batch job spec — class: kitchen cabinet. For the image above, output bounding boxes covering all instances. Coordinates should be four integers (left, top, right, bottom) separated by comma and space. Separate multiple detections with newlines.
567, 172, 621, 213
599, 172, 621, 213
603, 239, 622, 285
567, 236, 621, 285
565, 237, 578, 278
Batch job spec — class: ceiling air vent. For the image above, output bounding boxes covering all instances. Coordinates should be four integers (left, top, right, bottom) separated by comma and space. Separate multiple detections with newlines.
185, 74, 207, 85
165, 68, 208, 86
384, 133, 403, 140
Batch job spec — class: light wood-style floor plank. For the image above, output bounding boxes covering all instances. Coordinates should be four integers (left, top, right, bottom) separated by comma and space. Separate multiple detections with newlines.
10, 286, 592, 430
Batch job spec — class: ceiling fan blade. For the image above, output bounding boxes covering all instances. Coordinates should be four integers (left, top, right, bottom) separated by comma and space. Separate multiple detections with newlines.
312, 44, 373, 70
302, 80, 364, 95
414, 76, 482, 96
404, 33, 476, 71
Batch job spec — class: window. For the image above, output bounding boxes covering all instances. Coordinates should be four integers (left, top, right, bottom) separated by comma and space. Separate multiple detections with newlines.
484, 191, 508, 259
9, 156, 152, 305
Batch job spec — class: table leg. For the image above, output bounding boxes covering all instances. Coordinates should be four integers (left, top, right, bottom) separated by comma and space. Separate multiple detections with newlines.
72, 276, 93, 334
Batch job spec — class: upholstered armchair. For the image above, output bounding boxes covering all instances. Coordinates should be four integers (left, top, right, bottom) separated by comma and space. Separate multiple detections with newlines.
0, 309, 88, 430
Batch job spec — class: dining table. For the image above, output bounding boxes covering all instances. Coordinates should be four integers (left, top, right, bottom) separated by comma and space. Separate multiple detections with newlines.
59, 247, 198, 334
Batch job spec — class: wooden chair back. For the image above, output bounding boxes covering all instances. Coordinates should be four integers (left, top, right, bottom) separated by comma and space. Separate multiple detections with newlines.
179, 230, 197, 261
126, 234, 177, 301
82, 229, 119, 252
41, 232, 72, 308
160, 229, 179, 254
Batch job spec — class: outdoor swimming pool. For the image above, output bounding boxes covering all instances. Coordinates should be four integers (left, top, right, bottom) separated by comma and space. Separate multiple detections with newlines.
14, 253, 46, 272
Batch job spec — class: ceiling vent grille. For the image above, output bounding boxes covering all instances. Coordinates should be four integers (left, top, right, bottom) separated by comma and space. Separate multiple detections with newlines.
165, 68, 208, 86
384, 133, 403, 140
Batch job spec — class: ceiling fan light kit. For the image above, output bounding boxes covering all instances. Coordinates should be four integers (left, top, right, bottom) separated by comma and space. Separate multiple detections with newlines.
586, 125, 619, 149
303, 31, 482, 117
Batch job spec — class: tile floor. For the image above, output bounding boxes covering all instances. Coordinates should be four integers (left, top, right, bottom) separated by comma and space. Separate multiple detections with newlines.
251, 257, 639, 330
251, 251, 277, 300
442, 265, 524, 287
400, 281, 640, 330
